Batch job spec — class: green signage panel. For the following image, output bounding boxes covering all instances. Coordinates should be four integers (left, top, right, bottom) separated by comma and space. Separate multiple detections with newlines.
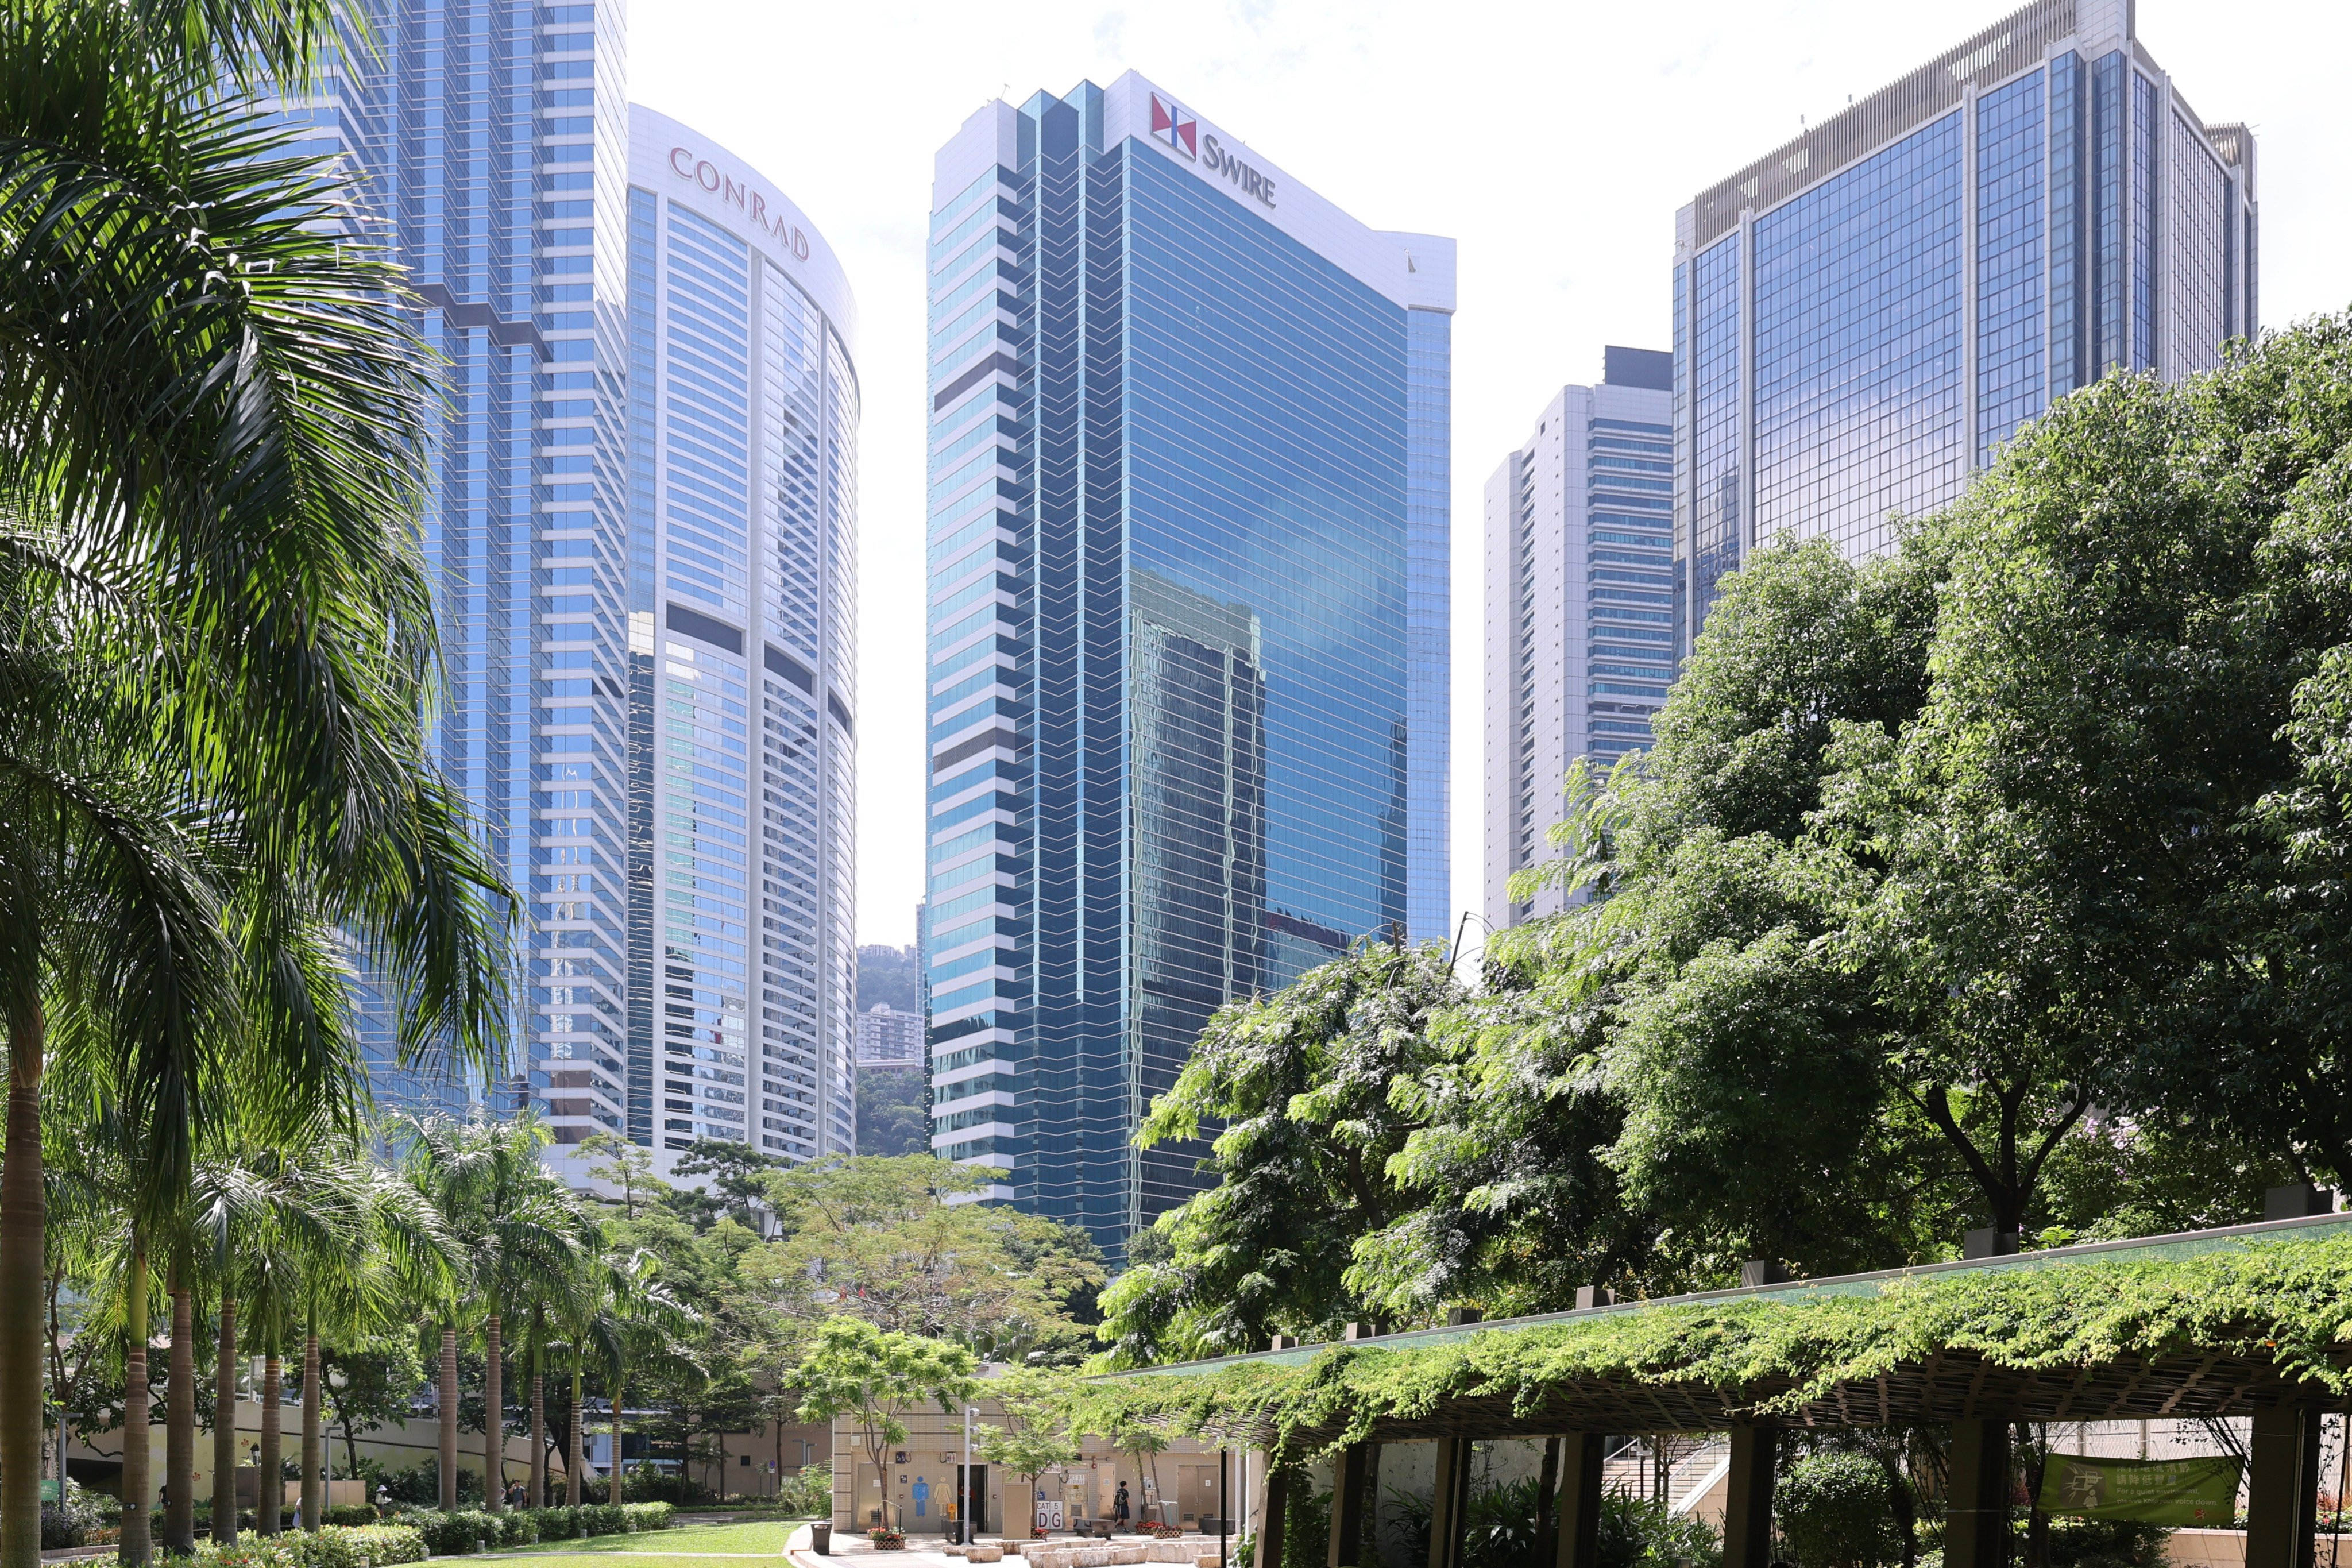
2038, 1454, 2242, 1525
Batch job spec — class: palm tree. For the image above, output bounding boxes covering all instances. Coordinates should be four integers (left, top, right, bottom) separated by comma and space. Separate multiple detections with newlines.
396, 1113, 593, 1512
581, 1251, 698, 1507
0, 0, 519, 1559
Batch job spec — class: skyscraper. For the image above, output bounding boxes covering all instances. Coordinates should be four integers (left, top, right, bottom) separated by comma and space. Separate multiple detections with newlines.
258, 11, 856, 1167
622, 109, 860, 1164
923, 75, 1453, 1256
1673, 0, 2257, 651
1483, 349, 1672, 929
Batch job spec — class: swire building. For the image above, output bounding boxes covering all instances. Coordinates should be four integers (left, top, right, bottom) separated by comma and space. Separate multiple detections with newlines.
922, 75, 1453, 1255
1482, 349, 1673, 929
1673, 0, 2258, 651
260, 8, 858, 1167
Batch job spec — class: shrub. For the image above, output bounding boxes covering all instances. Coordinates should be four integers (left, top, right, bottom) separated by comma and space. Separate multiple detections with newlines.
2045, 1517, 2167, 1568
531, 1506, 583, 1540
388, 1507, 500, 1555
495, 1511, 540, 1547
578, 1502, 628, 1536
1596, 1492, 1720, 1568
322, 1505, 381, 1527
69, 1523, 428, 1568
621, 1468, 713, 1505
777, 1465, 833, 1519
622, 1501, 677, 1533
1779, 1452, 1898, 1568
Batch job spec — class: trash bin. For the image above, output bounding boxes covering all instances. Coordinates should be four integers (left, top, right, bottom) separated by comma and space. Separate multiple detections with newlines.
810, 1523, 832, 1555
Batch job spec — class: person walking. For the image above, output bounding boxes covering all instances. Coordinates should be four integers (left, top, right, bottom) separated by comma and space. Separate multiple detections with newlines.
1113, 1482, 1130, 1531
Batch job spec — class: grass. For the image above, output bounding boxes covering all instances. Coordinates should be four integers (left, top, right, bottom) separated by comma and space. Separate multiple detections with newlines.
488, 1520, 812, 1558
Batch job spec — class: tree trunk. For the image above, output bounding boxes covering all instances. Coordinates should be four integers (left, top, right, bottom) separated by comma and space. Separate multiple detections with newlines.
212, 1294, 238, 1543
300, 1308, 322, 1534
569, 1363, 586, 1509
258, 1351, 282, 1535
610, 1376, 626, 1505
439, 1325, 458, 1511
484, 1311, 504, 1512
164, 1272, 196, 1552
0, 1009, 44, 1568
530, 1318, 547, 1509
121, 1241, 152, 1567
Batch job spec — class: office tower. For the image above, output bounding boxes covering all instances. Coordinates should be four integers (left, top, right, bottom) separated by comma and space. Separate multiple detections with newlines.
1673, 0, 2257, 651
1483, 349, 1673, 929
622, 107, 861, 1164
855, 1006, 926, 1073
924, 74, 1453, 1255
257, 16, 857, 1165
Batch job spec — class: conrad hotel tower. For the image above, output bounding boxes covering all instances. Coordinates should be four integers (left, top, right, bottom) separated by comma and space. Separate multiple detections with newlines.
262, 9, 858, 1168
923, 75, 1453, 1256
1673, 0, 2258, 651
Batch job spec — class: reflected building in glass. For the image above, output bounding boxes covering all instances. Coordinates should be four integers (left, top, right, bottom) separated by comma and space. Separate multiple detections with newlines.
1483, 349, 1672, 929
1672, 0, 2258, 652
923, 74, 1453, 1256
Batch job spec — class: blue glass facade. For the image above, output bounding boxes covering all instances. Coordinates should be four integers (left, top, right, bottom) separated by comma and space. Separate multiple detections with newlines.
925, 78, 1451, 1256
253, 24, 859, 1170
1674, 0, 2258, 652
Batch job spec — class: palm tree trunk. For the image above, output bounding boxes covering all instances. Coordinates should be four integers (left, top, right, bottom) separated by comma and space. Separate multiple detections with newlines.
609, 1375, 625, 1506
300, 1304, 322, 1534
164, 1272, 196, 1552
0, 1007, 44, 1568
211, 1294, 238, 1543
569, 1362, 585, 1509
484, 1311, 504, 1512
121, 1240, 152, 1567
257, 1350, 282, 1535
530, 1318, 547, 1510
438, 1325, 458, 1511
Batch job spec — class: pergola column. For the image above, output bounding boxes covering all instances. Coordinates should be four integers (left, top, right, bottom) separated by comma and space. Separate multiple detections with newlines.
1551, 1435, 1605, 1568
1721, 1427, 1776, 1568
1943, 1419, 2012, 1568
2245, 1407, 2321, 1568
1428, 1439, 1472, 1568
1325, 1443, 1374, 1568
1254, 1464, 1289, 1568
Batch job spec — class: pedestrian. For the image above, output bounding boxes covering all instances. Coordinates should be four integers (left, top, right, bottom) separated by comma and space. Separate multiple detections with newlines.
1113, 1483, 1130, 1530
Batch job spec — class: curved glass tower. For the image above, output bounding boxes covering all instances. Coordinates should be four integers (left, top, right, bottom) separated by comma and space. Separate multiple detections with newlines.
620, 106, 860, 1165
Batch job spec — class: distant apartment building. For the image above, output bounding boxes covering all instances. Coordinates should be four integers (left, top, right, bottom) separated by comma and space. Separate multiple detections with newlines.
922, 74, 1452, 1258
1483, 349, 1672, 928
1673, 0, 2258, 653
854, 1005, 925, 1072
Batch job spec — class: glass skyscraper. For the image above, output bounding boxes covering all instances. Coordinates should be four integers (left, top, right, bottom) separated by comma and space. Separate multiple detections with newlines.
1482, 349, 1673, 929
1672, 0, 2258, 651
923, 74, 1453, 1256
257, 13, 857, 1167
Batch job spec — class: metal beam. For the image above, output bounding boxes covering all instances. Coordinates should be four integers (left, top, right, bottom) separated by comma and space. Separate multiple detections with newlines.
1944, 1418, 2011, 1568
1428, 1439, 1472, 1568
1721, 1427, 1776, 1568
1552, 1435, 1605, 1568
2245, 1407, 2320, 1568
1326, 1443, 1373, 1568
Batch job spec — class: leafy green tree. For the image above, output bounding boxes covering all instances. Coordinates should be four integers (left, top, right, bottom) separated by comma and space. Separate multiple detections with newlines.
746, 1156, 1102, 1364
971, 1379, 1079, 1541
1095, 939, 1463, 1366
791, 1317, 975, 1528
858, 1069, 929, 1157
669, 1137, 788, 1232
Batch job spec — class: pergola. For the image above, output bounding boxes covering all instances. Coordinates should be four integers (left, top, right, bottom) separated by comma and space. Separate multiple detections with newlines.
1100, 1208, 2352, 1568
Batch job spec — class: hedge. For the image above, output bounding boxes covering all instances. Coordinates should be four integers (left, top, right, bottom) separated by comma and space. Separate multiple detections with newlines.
72, 1523, 427, 1568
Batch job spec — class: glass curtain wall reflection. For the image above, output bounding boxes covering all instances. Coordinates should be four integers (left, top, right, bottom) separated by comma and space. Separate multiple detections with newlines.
1671, 0, 2259, 655
924, 75, 1453, 1259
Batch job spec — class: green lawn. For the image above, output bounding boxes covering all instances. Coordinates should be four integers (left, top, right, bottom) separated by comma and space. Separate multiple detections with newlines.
488, 1520, 811, 1558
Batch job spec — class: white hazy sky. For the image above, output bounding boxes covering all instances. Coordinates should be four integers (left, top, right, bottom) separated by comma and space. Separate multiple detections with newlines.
628, 0, 2351, 951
